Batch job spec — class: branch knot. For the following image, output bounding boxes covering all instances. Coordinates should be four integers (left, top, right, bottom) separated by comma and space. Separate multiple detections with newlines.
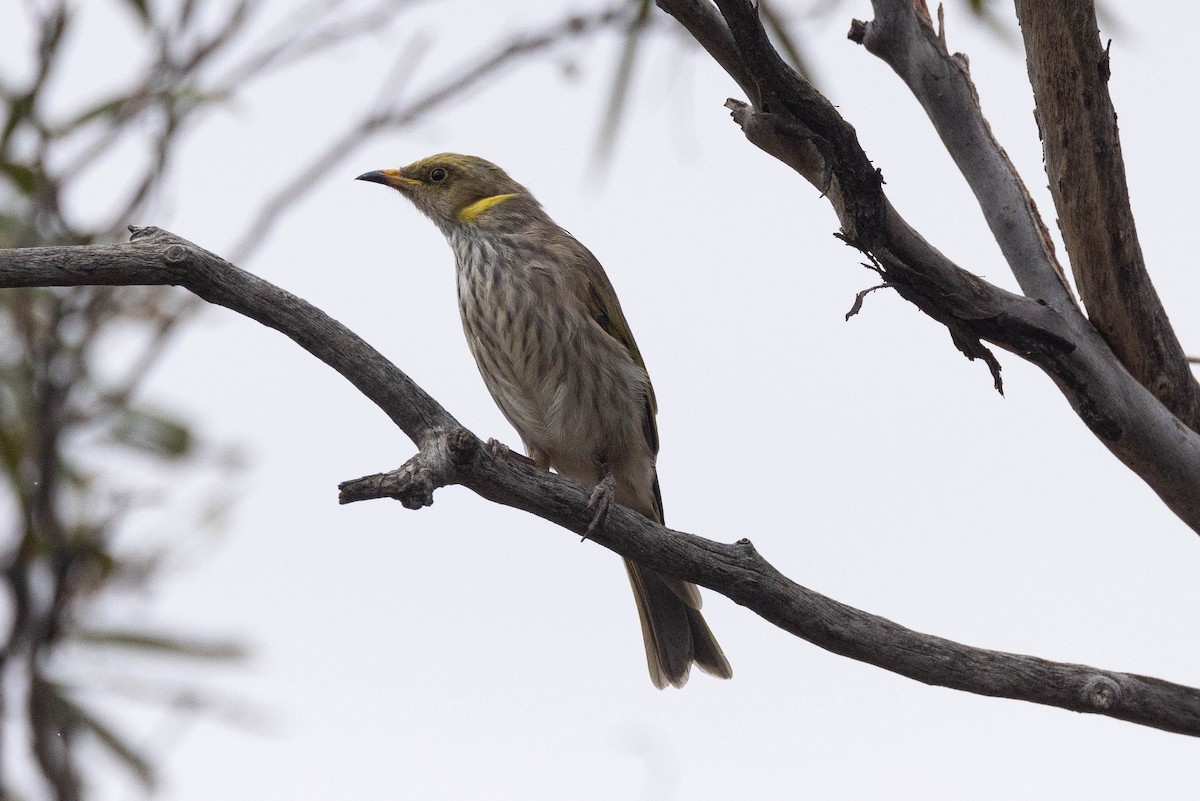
1080, 675, 1121, 710
447, 428, 481, 468
164, 244, 191, 264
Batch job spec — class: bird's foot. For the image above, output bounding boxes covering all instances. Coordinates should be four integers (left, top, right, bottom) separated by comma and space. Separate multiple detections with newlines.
487, 438, 537, 467
583, 473, 617, 541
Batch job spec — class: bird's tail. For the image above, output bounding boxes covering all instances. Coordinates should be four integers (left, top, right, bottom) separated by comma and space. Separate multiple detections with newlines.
623, 559, 732, 689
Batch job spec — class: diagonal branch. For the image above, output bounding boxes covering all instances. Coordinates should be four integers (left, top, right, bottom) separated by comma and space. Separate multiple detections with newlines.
1014, 0, 1200, 434
656, 0, 1200, 535
848, 0, 1075, 313
0, 228, 452, 450
3, 228, 1200, 736
659, 0, 756, 99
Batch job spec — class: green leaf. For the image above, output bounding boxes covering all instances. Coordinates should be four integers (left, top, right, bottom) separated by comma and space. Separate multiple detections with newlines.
0, 210, 26, 246
73, 627, 247, 661
119, 0, 153, 26
41, 7, 71, 57
593, 0, 653, 168
47, 684, 155, 787
1, 92, 36, 152
0, 162, 40, 195
60, 96, 128, 132
109, 405, 193, 458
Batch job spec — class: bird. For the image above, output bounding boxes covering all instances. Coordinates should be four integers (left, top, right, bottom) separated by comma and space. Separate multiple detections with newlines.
357, 154, 731, 689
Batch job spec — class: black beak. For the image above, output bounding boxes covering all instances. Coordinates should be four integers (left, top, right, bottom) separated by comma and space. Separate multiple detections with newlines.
356, 170, 393, 186
356, 169, 419, 189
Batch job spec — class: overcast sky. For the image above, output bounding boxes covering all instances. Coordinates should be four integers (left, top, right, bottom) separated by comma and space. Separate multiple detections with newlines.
6, 1, 1200, 799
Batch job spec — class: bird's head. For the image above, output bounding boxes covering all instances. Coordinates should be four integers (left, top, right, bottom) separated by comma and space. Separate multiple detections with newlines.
357, 153, 535, 234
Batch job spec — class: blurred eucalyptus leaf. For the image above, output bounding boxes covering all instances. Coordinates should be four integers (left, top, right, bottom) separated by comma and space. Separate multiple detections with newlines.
108, 406, 194, 459
74, 628, 248, 661
42, 683, 156, 789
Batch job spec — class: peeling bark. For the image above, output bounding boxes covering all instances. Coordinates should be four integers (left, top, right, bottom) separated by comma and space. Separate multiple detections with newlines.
1016, 0, 1200, 432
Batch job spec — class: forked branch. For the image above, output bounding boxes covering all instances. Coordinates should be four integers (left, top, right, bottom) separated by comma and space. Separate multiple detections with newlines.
657, 0, 1200, 534
2, 227, 1199, 735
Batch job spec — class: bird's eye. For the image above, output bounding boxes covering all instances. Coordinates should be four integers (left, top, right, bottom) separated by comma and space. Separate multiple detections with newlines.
429, 167, 447, 183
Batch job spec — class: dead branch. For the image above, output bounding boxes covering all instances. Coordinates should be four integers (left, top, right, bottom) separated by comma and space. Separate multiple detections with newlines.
1014, 0, 1200, 433
3, 226, 1200, 736
850, 0, 1075, 311
657, 0, 1200, 535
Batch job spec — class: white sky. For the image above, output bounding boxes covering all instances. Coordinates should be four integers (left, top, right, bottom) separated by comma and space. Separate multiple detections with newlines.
6, 0, 1200, 799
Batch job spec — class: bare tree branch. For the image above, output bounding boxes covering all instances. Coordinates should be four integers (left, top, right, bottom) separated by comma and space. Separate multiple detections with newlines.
3, 227, 1200, 737
848, 1, 1075, 312
656, 0, 1200, 535
0, 3, 641, 795
0, 229, 452, 447
1014, 0, 1200, 434
658, 0, 756, 99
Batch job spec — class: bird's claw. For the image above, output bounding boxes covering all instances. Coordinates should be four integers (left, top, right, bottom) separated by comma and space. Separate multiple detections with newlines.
583, 473, 617, 541
487, 438, 539, 467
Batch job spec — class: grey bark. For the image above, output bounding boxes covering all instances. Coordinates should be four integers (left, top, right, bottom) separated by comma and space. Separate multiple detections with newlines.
1014, 0, 1200, 433
658, 0, 1200, 534
2, 227, 1200, 736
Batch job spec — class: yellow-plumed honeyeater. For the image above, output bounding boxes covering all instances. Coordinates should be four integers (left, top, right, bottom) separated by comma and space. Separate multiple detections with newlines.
357, 154, 731, 689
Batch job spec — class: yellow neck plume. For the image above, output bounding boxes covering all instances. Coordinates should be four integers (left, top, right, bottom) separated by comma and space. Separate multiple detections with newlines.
458, 193, 520, 223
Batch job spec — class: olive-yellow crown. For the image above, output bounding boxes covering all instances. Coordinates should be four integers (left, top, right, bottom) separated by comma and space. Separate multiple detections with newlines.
357, 153, 539, 233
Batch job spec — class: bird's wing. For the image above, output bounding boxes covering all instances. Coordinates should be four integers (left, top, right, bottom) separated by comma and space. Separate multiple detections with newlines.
577, 241, 665, 524
558, 231, 660, 458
